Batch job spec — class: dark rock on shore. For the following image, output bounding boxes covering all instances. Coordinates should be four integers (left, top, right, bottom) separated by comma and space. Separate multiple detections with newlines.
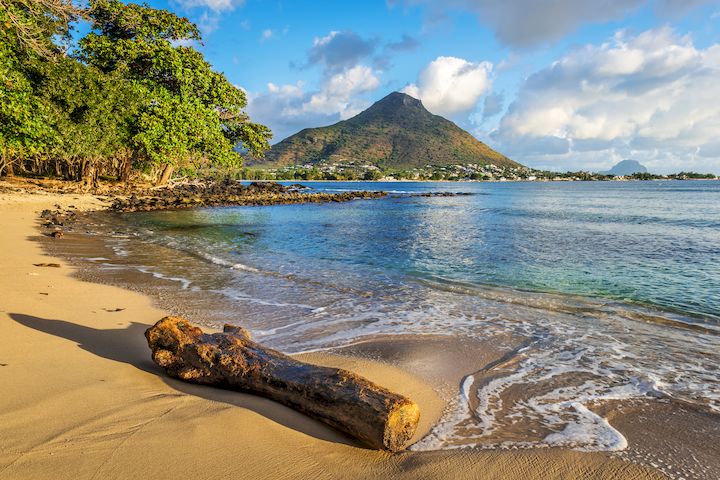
39, 206, 79, 239
109, 181, 387, 212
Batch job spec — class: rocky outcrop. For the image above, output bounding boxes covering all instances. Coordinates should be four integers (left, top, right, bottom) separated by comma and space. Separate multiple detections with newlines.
110, 181, 387, 212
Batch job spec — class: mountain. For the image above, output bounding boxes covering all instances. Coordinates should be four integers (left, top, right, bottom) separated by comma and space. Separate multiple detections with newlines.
250, 92, 520, 170
601, 160, 648, 176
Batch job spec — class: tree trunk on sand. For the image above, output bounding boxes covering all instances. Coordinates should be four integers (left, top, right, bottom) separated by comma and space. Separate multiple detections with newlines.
156, 164, 174, 186
145, 317, 421, 451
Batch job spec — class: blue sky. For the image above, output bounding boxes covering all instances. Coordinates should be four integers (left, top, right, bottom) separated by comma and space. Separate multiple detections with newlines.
142, 0, 720, 173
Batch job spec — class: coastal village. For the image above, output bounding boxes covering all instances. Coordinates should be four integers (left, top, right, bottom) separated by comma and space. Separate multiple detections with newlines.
242, 160, 718, 182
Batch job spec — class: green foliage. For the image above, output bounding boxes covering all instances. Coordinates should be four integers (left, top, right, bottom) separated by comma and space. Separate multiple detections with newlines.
133, 93, 238, 168
79, 0, 271, 175
0, 47, 55, 163
39, 58, 143, 161
0, 0, 77, 58
672, 171, 717, 179
0, 0, 271, 183
0, 0, 76, 169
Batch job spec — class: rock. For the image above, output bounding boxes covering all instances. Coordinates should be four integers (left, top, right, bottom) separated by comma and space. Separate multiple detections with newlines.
108, 181, 386, 212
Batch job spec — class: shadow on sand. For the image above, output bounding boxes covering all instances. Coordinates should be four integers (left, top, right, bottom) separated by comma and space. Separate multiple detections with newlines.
9, 313, 363, 449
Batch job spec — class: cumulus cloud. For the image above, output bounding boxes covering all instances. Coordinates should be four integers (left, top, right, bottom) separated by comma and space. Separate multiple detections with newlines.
307, 31, 377, 72
391, 0, 714, 47
492, 27, 720, 173
402, 56, 492, 115
247, 66, 380, 141
299, 65, 380, 117
247, 31, 387, 141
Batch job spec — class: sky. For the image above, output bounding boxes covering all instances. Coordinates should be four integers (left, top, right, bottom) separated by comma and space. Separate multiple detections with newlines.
142, 0, 720, 173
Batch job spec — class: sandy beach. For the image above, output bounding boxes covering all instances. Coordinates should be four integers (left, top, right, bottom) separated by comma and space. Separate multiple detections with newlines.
0, 191, 668, 479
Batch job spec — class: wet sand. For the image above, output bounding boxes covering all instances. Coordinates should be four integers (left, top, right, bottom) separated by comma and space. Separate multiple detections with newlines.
0, 191, 671, 479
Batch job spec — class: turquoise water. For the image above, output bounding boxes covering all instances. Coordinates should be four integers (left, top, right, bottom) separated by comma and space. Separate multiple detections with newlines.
76, 180, 720, 452
116, 180, 719, 322
266, 181, 720, 322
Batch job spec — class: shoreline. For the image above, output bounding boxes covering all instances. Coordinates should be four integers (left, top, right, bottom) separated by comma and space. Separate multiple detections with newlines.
243, 177, 720, 183
0, 190, 679, 479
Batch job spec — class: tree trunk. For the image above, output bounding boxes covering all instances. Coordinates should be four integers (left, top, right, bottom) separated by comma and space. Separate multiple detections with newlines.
120, 155, 134, 183
81, 159, 98, 190
145, 317, 421, 451
156, 164, 174, 186
4, 160, 14, 177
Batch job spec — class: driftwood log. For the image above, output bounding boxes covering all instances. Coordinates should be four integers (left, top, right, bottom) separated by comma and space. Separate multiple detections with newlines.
145, 316, 421, 451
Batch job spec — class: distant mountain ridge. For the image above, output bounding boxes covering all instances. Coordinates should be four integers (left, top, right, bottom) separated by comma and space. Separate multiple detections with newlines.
601, 160, 648, 176
250, 92, 520, 170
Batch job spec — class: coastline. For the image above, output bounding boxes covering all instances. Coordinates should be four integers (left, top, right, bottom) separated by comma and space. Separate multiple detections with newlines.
251, 178, 720, 183
0, 191, 668, 479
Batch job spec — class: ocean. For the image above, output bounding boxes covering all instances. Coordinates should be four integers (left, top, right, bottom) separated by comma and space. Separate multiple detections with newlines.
59, 180, 720, 454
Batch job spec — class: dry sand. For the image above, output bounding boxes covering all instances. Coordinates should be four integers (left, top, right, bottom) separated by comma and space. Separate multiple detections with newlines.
0, 191, 664, 479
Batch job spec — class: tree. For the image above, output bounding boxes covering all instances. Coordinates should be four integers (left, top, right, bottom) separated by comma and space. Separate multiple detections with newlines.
79, 0, 271, 185
363, 169, 383, 180
0, 0, 271, 185
38, 58, 144, 186
0, 41, 54, 176
0, 0, 78, 175
0, 0, 77, 57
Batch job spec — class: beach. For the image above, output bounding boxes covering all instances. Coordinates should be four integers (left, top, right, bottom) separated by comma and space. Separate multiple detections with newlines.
0, 191, 678, 479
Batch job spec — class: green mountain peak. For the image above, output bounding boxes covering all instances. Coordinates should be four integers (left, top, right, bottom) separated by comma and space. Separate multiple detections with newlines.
251, 91, 521, 170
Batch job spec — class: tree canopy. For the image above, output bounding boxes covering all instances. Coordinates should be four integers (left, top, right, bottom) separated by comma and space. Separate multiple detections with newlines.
0, 0, 271, 185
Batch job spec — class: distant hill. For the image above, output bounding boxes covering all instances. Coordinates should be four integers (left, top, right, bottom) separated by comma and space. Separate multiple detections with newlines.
601, 160, 648, 176
250, 92, 520, 170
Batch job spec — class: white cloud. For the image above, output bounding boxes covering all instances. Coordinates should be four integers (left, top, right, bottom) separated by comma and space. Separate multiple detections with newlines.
492, 27, 720, 173
174, 0, 244, 12
402, 56, 492, 116
300, 65, 380, 118
247, 66, 381, 141
260, 29, 274, 42
247, 30, 384, 142
197, 12, 219, 34
391, 0, 714, 47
